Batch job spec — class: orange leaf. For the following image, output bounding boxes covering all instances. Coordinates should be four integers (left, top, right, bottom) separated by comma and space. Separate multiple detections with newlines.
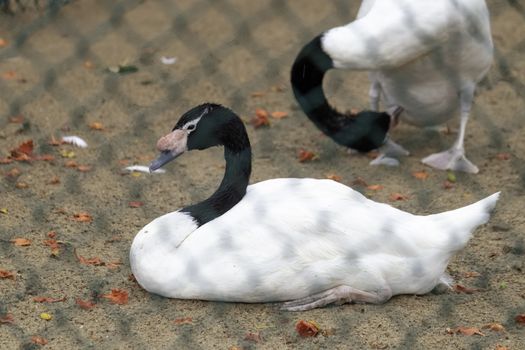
64, 160, 78, 168
453, 284, 478, 294
297, 149, 317, 163
0, 38, 7, 47
102, 289, 128, 305
0, 313, 14, 324
77, 165, 91, 172
412, 170, 429, 180
73, 212, 92, 222
325, 174, 342, 182
516, 314, 525, 325
0, 269, 15, 280
367, 184, 384, 191
270, 111, 288, 119
495, 345, 509, 350
11, 238, 31, 246
390, 193, 408, 201
76, 254, 104, 266
75, 298, 96, 310
463, 271, 481, 278
47, 176, 60, 185
31, 336, 48, 345
482, 323, 505, 332
296, 320, 319, 337
11, 140, 34, 157
251, 109, 270, 129
454, 327, 485, 336
129, 201, 144, 208
15, 182, 29, 189
2, 70, 16, 80
33, 296, 66, 303
173, 317, 193, 325
89, 122, 104, 130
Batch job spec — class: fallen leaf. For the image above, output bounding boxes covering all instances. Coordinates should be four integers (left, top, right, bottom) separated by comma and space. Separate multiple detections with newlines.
447, 171, 457, 183
40, 312, 52, 321
75, 298, 96, 310
496, 153, 510, 160
244, 332, 262, 343
390, 193, 408, 201
73, 212, 92, 222
11, 238, 31, 246
47, 231, 56, 239
47, 176, 60, 185
106, 261, 122, 270
0, 313, 14, 324
454, 284, 478, 294
9, 115, 24, 124
463, 271, 481, 278
84, 60, 94, 69
129, 201, 144, 208
250, 91, 265, 98
495, 345, 509, 350
0, 38, 7, 47
515, 314, 525, 325
60, 149, 76, 158
76, 255, 104, 266
450, 327, 485, 336
251, 109, 270, 128
482, 323, 505, 332
3, 70, 16, 80
11, 139, 33, 157
412, 170, 429, 180
89, 122, 104, 130
102, 289, 128, 305
15, 182, 28, 189
6, 168, 21, 178
173, 317, 193, 325
295, 320, 319, 337
35, 154, 55, 161
297, 149, 318, 163
367, 184, 384, 191
271, 111, 288, 119
0, 269, 15, 280
0, 208, 8, 214
352, 177, 368, 187
325, 174, 342, 182
64, 160, 78, 168
77, 165, 91, 172
0, 158, 13, 164
31, 336, 48, 345
33, 296, 67, 303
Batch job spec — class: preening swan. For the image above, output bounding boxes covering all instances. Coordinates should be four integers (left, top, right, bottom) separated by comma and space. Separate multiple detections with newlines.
130, 103, 499, 311
291, 0, 493, 173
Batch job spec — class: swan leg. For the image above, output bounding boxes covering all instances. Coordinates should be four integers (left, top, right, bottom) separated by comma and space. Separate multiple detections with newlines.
422, 86, 479, 173
281, 285, 392, 311
369, 80, 381, 111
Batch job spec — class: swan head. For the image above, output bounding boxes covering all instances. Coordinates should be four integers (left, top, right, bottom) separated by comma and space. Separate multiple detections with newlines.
150, 103, 248, 172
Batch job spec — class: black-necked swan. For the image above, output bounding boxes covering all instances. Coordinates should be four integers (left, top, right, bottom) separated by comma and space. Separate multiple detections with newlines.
129, 103, 499, 311
291, 0, 493, 173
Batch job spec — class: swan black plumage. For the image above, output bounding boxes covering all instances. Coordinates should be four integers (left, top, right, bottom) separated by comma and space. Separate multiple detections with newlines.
129, 103, 499, 311
291, 0, 493, 173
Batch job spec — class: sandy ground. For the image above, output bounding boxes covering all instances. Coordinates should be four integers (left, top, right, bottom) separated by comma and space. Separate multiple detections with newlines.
0, 0, 524, 349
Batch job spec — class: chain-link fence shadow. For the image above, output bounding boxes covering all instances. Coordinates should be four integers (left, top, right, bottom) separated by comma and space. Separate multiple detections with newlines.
0, 0, 524, 349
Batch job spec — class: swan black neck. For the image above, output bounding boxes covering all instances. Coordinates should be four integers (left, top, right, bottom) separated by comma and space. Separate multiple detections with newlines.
182, 110, 251, 227
291, 34, 390, 152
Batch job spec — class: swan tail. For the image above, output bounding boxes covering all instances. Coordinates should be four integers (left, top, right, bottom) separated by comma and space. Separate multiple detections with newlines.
431, 192, 500, 252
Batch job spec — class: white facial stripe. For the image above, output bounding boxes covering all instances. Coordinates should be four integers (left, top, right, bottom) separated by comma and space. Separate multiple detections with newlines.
182, 106, 209, 132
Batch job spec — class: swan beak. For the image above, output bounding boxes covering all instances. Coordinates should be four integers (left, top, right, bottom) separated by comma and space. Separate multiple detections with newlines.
149, 150, 183, 172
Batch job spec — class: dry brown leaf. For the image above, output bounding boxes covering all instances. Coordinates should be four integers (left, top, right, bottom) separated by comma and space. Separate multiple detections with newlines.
0, 269, 15, 280
31, 336, 48, 345
482, 323, 505, 332
76, 254, 104, 266
463, 271, 481, 278
11, 238, 31, 246
295, 320, 319, 337
89, 122, 104, 130
325, 174, 342, 182
77, 165, 91, 172
0, 38, 7, 47
64, 160, 78, 168
0, 313, 14, 324
2, 70, 16, 80
515, 314, 525, 325
35, 154, 55, 161
251, 109, 270, 128
75, 298, 96, 310
0, 158, 13, 164
73, 212, 92, 222
495, 345, 509, 350
15, 182, 28, 189
47, 176, 60, 185
496, 153, 510, 160
297, 149, 318, 163
33, 296, 67, 303
8, 115, 24, 124
453, 284, 478, 294
129, 201, 144, 208
244, 332, 262, 343
412, 170, 429, 180
270, 111, 288, 119
352, 177, 368, 187
6, 168, 21, 178
453, 327, 485, 336
390, 193, 408, 201
10, 140, 34, 158
84, 60, 94, 69
106, 261, 122, 270
173, 317, 193, 325
102, 289, 128, 305
367, 184, 384, 191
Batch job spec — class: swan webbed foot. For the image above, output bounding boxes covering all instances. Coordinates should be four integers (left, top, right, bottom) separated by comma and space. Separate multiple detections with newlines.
422, 148, 479, 173
369, 139, 409, 167
280, 285, 391, 311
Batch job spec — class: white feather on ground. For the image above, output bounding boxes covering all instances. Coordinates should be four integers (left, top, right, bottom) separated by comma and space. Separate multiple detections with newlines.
124, 165, 166, 174
62, 136, 88, 148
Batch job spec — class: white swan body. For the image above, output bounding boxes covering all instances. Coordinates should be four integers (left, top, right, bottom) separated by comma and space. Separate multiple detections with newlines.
130, 104, 499, 310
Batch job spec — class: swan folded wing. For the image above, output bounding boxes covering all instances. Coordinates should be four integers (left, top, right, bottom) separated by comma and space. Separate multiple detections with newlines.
322, 1, 461, 70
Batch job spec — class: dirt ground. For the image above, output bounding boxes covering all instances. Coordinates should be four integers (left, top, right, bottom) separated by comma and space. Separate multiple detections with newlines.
0, 0, 524, 349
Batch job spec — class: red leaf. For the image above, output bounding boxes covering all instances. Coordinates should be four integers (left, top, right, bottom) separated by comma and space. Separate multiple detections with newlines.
496, 153, 510, 160
251, 109, 270, 128
482, 323, 505, 332
453, 284, 478, 294
73, 212, 92, 222
448, 327, 485, 336
367, 184, 384, 191
297, 149, 317, 163
412, 170, 430, 180
129, 201, 144, 208
75, 298, 96, 310
295, 320, 319, 337
0, 313, 14, 324
0, 269, 15, 280
31, 336, 48, 345
10, 140, 34, 157
325, 174, 342, 182
515, 314, 525, 325
173, 317, 193, 325
11, 238, 31, 246
390, 193, 408, 201
77, 255, 104, 266
102, 289, 128, 305
33, 296, 67, 303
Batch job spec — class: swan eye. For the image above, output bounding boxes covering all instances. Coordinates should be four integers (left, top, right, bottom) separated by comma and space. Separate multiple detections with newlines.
187, 124, 196, 131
